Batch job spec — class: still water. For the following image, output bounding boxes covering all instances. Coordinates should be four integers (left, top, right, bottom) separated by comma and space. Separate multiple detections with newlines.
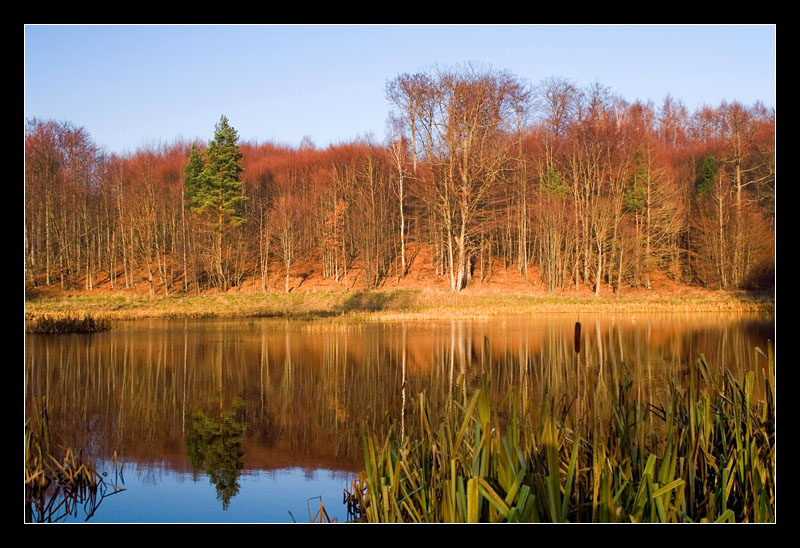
24, 312, 774, 523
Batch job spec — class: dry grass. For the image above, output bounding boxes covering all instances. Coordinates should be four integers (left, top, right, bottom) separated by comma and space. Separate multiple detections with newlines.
24, 288, 773, 324
25, 314, 111, 333
24, 399, 125, 522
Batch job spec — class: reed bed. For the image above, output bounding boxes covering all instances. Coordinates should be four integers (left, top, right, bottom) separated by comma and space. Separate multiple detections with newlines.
24, 399, 124, 522
345, 343, 775, 523
25, 314, 110, 334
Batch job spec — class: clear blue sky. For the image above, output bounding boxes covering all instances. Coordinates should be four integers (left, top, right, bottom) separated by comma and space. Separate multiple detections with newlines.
24, 24, 775, 155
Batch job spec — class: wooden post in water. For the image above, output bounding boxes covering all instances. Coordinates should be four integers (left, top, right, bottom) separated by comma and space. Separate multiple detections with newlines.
574, 321, 582, 354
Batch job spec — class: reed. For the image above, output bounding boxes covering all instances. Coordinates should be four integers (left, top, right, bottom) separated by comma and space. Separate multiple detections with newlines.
25, 314, 110, 334
24, 398, 124, 522
345, 343, 775, 523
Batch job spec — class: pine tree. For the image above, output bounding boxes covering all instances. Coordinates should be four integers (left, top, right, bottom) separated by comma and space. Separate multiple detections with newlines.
190, 116, 247, 224
186, 116, 248, 290
184, 143, 205, 207
696, 155, 718, 197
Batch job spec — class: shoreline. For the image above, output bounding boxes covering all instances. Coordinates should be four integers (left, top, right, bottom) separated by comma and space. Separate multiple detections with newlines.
24, 288, 775, 323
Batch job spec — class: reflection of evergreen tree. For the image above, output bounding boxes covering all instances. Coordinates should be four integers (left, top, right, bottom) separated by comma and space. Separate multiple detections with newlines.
186, 400, 246, 510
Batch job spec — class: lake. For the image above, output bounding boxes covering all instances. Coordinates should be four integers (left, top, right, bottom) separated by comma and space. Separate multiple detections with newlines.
24, 312, 774, 523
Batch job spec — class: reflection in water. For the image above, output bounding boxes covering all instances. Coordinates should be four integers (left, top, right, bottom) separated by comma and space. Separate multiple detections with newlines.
24, 312, 774, 521
186, 399, 246, 510
25, 471, 122, 523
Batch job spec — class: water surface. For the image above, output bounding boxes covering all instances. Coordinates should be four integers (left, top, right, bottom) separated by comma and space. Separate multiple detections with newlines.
24, 312, 774, 523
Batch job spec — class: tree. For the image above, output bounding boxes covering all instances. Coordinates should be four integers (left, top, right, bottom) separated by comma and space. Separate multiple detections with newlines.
271, 192, 300, 293
388, 123, 409, 277
696, 156, 718, 197
186, 116, 248, 291
389, 65, 526, 291
25, 119, 63, 286
538, 77, 578, 138
25, 77, 774, 297
537, 166, 573, 292
184, 143, 205, 204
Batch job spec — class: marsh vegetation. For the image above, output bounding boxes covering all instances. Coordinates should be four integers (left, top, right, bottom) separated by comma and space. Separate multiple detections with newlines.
24, 399, 124, 522
346, 347, 774, 523
25, 314, 110, 334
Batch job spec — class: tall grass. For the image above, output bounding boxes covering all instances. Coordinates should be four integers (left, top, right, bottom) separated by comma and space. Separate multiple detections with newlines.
25, 314, 110, 334
345, 343, 775, 523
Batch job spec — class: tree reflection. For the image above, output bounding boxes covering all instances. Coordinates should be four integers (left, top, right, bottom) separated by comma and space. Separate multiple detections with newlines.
186, 398, 246, 510
25, 314, 773, 479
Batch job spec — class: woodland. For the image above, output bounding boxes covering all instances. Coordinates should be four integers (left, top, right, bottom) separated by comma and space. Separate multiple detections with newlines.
24, 67, 775, 297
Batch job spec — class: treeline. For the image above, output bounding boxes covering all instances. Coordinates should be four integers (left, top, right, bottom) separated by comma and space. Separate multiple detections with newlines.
24, 67, 775, 295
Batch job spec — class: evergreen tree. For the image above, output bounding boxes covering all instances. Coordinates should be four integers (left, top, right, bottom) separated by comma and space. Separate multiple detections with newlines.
190, 115, 247, 226
624, 150, 647, 212
184, 143, 205, 207
186, 115, 248, 290
696, 155, 718, 197
542, 167, 569, 196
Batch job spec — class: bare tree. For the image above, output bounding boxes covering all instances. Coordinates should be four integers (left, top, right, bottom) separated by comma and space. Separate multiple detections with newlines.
271, 192, 300, 293
388, 65, 527, 291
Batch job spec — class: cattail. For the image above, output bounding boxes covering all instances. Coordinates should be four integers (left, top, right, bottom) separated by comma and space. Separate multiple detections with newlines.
574, 321, 581, 353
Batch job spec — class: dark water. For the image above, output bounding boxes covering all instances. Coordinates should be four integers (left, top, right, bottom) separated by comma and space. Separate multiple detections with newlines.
24, 312, 774, 523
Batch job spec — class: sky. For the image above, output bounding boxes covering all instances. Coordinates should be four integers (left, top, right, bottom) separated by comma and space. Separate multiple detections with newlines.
24, 24, 776, 155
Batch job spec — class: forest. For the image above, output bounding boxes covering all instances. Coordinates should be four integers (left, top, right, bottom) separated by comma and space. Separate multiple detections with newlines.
24, 67, 775, 297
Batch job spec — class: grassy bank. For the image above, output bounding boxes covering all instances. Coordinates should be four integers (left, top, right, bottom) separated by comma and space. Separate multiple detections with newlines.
24, 288, 774, 323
